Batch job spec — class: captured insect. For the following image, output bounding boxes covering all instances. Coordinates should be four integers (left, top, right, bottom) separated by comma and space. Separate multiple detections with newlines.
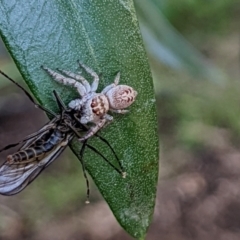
0, 63, 137, 202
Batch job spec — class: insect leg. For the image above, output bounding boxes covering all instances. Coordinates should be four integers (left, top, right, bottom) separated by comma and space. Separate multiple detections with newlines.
58, 124, 90, 196
77, 61, 99, 92
0, 70, 57, 117
95, 133, 126, 176
79, 140, 91, 204
66, 123, 125, 177
72, 113, 125, 175
85, 143, 124, 176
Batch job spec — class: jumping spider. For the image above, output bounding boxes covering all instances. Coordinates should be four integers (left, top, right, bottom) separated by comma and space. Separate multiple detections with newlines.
42, 61, 137, 140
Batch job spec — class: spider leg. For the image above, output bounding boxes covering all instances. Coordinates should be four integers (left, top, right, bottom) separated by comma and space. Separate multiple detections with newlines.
78, 61, 99, 92
113, 71, 120, 85
79, 119, 108, 141
79, 114, 113, 141
56, 69, 91, 93
110, 109, 129, 114
42, 66, 87, 97
101, 72, 120, 94
104, 114, 114, 121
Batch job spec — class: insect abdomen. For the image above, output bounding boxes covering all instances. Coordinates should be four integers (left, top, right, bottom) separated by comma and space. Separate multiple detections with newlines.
7, 129, 65, 163
41, 129, 64, 151
7, 147, 46, 162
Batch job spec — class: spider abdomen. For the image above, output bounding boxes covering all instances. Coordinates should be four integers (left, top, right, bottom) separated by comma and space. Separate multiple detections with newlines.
105, 85, 137, 110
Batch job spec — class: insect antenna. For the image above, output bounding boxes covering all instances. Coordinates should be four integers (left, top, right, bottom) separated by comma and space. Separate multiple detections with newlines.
0, 70, 57, 117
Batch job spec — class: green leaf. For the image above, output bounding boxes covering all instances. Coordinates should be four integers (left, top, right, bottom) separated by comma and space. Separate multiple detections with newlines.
0, 1, 159, 238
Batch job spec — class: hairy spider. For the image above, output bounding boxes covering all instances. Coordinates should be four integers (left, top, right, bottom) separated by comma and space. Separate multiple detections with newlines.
42, 62, 137, 140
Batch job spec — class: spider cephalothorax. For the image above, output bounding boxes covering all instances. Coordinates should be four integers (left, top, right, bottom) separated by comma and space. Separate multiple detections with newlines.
42, 62, 137, 140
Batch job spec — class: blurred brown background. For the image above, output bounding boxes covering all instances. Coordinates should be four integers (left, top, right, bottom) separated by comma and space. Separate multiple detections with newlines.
0, 0, 240, 239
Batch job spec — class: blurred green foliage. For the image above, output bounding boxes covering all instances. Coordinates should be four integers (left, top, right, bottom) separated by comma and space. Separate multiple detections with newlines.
135, 0, 227, 82
158, 0, 239, 34
135, 0, 239, 151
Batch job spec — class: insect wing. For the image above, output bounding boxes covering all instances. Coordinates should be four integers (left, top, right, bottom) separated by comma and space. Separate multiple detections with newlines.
0, 127, 74, 195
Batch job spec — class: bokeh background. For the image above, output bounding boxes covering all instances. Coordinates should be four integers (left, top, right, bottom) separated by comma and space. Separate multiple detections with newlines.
0, 0, 239, 239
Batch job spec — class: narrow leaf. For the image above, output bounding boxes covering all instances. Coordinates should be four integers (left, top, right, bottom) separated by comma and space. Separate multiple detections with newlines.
0, 1, 159, 238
